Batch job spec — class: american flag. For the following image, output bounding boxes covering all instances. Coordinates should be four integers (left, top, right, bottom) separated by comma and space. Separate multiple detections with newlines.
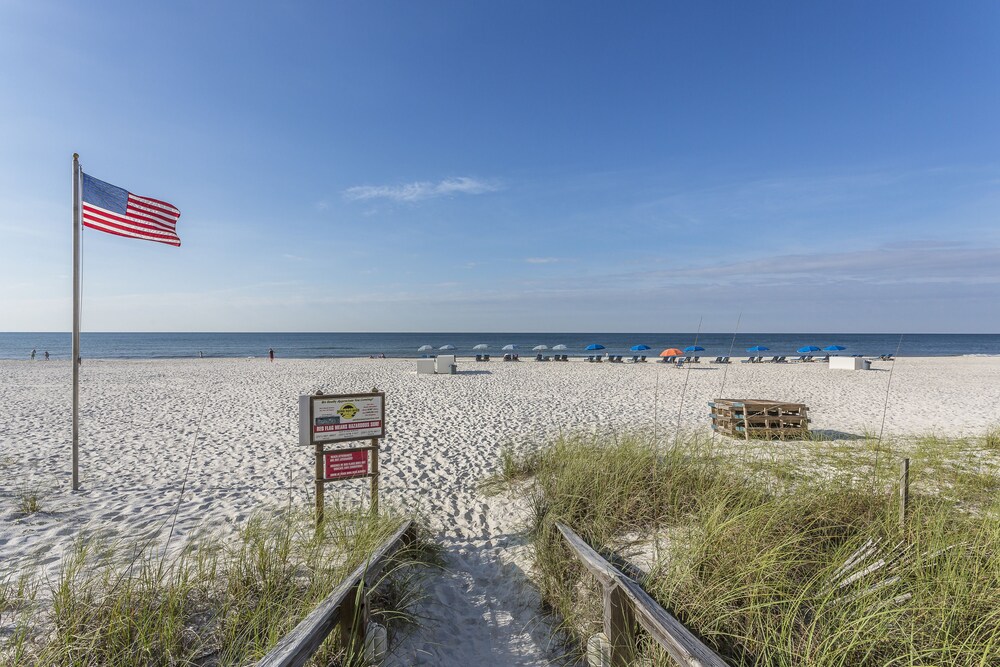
81, 173, 181, 247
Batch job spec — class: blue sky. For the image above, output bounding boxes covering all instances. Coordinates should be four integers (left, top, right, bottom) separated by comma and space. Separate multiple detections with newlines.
1, 1, 998, 332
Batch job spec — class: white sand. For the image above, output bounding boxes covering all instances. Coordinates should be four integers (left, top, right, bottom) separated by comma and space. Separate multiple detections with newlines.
1, 356, 998, 665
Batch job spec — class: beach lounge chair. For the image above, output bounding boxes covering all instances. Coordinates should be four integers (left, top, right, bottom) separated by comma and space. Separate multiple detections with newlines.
484, 354, 491, 361
535, 353, 544, 361
640, 355, 647, 362
503, 353, 512, 361
741, 356, 754, 364
513, 354, 520, 361
712, 356, 723, 363
475, 354, 482, 362
660, 356, 673, 364
630, 355, 639, 363
818, 354, 830, 362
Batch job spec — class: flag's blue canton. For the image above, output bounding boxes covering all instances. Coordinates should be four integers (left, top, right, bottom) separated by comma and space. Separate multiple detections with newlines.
82, 173, 128, 215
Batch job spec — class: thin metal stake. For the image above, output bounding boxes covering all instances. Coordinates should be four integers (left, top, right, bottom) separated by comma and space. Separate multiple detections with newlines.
899, 458, 910, 530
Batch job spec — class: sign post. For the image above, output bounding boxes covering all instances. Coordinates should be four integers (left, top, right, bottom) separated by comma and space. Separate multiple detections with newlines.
300, 390, 385, 529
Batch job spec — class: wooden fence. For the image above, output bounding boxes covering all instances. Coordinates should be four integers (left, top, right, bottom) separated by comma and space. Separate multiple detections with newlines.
256, 519, 416, 667
556, 522, 728, 667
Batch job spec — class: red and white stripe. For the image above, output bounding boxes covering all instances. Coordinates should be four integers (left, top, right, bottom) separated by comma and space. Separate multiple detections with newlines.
82, 194, 181, 247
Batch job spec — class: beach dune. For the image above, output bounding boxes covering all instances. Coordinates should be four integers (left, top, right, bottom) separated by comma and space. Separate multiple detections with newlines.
1, 356, 998, 664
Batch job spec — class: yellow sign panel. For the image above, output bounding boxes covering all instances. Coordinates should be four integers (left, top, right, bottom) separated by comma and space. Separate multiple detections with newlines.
337, 403, 359, 419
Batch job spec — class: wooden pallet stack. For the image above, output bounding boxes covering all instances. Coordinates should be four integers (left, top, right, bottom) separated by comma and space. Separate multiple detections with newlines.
709, 399, 809, 440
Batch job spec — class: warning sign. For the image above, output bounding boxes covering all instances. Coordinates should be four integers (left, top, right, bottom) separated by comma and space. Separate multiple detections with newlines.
299, 392, 385, 445
324, 448, 369, 480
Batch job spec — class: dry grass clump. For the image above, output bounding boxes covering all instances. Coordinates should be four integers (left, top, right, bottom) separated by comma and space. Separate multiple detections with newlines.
0, 504, 439, 667
496, 433, 1000, 666
15, 485, 44, 515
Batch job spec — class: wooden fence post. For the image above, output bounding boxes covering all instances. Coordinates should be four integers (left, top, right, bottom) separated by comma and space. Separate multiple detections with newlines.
315, 442, 325, 532
899, 458, 910, 530
339, 582, 369, 655
604, 583, 636, 666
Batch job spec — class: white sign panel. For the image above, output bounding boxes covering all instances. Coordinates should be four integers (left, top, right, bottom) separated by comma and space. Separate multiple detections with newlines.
299, 393, 385, 445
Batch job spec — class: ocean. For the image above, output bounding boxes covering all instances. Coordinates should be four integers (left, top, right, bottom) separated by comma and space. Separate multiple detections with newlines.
1, 332, 998, 360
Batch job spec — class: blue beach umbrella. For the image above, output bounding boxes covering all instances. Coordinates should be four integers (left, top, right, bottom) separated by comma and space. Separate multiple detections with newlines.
585, 344, 606, 351
439, 344, 456, 351
824, 345, 846, 352
684, 345, 705, 353
630, 344, 651, 351
746, 345, 769, 352
552, 344, 568, 351
502, 344, 518, 351
473, 344, 489, 351
798, 345, 821, 353
417, 345, 432, 352
532, 345, 548, 351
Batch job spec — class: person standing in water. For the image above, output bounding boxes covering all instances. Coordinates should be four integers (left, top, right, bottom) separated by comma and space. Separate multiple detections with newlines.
30, 349, 36, 360
44, 351, 49, 360
269, 348, 275, 362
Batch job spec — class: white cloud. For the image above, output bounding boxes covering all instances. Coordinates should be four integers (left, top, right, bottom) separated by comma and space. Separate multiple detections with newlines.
343, 177, 500, 202
524, 257, 561, 264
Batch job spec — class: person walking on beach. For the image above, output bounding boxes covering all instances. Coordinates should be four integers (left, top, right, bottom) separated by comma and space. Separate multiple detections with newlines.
44, 351, 49, 360
268, 348, 274, 363
30, 349, 36, 360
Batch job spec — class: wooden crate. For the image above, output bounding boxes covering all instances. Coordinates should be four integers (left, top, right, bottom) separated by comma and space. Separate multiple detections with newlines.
709, 399, 809, 440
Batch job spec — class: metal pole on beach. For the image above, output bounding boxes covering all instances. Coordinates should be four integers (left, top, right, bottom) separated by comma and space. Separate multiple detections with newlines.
72, 153, 81, 491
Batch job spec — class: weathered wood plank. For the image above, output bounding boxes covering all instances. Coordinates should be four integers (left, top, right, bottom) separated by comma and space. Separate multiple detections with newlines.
556, 522, 729, 667
256, 519, 415, 667
616, 575, 728, 667
556, 522, 618, 587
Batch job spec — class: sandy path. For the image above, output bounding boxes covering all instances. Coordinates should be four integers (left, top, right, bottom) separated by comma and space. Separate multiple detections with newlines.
1, 356, 998, 665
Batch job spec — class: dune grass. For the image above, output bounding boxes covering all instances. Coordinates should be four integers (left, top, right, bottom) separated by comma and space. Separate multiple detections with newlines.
15, 485, 44, 515
488, 431, 1000, 666
0, 504, 440, 667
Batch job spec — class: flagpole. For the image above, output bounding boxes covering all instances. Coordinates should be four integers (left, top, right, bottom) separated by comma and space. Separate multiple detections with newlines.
72, 153, 81, 491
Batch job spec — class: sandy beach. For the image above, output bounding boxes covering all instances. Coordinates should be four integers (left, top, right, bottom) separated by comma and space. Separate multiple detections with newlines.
2, 356, 998, 665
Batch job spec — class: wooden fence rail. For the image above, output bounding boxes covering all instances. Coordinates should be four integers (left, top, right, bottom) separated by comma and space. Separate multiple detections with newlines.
556, 522, 728, 667
256, 519, 416, 667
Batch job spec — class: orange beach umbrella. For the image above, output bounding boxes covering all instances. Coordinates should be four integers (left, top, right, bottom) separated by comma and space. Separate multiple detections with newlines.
659, 348, 685, 357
